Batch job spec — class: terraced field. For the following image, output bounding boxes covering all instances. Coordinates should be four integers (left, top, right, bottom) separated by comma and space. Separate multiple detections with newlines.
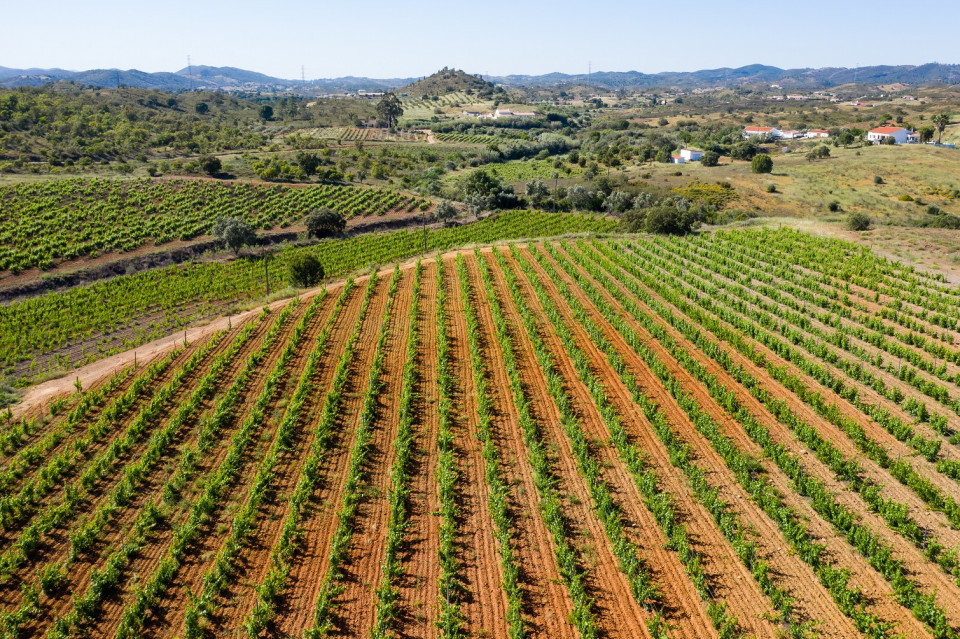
4, 229, 960, 638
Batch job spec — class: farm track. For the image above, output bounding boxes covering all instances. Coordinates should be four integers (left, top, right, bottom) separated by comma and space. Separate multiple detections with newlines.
437, 258, 514, 636
389, 259, 442, 638
4, 363, 141, 459
203, 278, 382, 634
629, 240, 960, 543
567, 241, 943, 637
139, 288, 347, 639
476, 251, 655, 638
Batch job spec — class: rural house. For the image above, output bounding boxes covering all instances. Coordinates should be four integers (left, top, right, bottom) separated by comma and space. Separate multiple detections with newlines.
743, 126, 781, 138
679, 149, 702, 161
867, 126, 911, 144
806, 129, 830, 138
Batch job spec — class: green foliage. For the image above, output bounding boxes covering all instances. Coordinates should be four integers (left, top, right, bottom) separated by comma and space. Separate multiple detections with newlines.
827, 200, 842, 212
0, 179, 429, 272
846, 212, 872, 231
700, 150, 720, 166
672, 180, 738, 208
287, 254, 325, 288
211, 216, 257, 255
750, 153, 773, 174
305, 207, 346, 239
0, 210, 615, 386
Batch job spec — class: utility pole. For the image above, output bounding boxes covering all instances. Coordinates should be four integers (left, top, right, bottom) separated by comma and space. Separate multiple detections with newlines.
264, 253, 271, 297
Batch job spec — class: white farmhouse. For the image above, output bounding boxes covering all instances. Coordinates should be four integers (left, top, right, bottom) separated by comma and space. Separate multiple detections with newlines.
743, 126, 781, 139
806, 129, 830, 138
867, 127, 910, 144
679, 149, 702, 162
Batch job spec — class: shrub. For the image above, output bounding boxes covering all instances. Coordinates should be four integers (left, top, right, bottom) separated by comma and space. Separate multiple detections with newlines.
874, 175, 884, 184
766, 184, 777, 193
700, 151, 720, 167
751, 154, 773, 174
827, 200, 842, 212
305, 208, 346, 239
199, 156, 221, 176
899, 194, 914, 201
847, 212, 872, 231
624, 206, 699, 235
287, 254, 325, 288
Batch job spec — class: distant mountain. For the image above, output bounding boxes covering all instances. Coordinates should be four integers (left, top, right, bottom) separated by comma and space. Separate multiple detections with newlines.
490, 63, 960, 89
0, 62, 957, 92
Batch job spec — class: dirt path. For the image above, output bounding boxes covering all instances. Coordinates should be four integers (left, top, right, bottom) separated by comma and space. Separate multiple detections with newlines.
392, 259, 443, 637
433, 255, 517, 636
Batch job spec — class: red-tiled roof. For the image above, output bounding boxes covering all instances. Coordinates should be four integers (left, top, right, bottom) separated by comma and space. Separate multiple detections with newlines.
744, 126, 775, 132
870, 126, 905, 134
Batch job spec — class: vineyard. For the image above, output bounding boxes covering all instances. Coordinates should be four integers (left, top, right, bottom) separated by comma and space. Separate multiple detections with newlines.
0, 211, 616, 385
0, 179, 432, 273
290, 128, 428, 143
4, 229, 960, 637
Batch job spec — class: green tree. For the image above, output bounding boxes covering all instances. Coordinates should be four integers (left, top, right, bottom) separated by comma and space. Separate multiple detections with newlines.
199, 155, 221, 176
525, 179, 549, 206
918, 126, 935, 143
932, 113, 951, 144
258, 104, 274, 121
751, 154, 773, 174
700, 150, 720, 167
305, 208, 346, 239
434, 199, 457, 223
287, 253, 325, 288
194, 102, 209, 115
375, 93, 404, 128
212, 217, 257, 255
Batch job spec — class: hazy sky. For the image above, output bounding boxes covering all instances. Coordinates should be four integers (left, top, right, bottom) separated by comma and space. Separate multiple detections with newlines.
3, 0, 958, 79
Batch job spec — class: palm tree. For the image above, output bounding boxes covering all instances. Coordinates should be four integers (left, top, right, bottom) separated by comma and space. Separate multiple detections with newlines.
931, 113, 951, 145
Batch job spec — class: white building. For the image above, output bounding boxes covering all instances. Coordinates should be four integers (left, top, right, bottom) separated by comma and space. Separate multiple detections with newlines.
779, 130, 802, 139
743, 126, 781, 139
806, 129, 830, 138
867, 127, 910, 144
679, 149, 702, 162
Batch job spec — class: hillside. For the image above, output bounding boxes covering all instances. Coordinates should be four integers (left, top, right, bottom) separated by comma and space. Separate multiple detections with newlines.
400, 67, 498, 98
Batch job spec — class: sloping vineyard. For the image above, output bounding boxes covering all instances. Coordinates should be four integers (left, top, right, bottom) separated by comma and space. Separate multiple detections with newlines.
0, 178, 431, 273
3, 229, 960, 638
0, 210, 615, 386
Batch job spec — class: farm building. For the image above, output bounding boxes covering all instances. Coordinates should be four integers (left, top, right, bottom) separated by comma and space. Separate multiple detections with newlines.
867, 126, 911, 144
494, 109, 536, 119
779, 130, 802, 140
679, 149, 702, 162
671, 155, 685, 164
743, 126, 781, 139
806, 129, 830, 138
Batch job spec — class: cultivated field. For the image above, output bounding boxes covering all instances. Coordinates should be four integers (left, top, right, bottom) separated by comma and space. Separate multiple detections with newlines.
4, 230, 960, 638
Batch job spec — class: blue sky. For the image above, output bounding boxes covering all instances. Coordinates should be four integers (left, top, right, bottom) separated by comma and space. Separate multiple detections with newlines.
3, 0, 958, 79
